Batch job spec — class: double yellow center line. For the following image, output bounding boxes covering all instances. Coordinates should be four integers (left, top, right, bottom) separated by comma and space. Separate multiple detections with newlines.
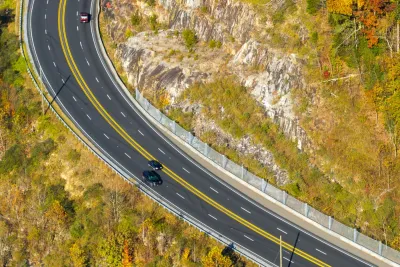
56, 0, 330, 266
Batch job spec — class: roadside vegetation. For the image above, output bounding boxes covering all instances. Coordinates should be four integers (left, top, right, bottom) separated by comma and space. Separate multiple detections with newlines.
0, 2, 254, 266
97, 0, 400, 254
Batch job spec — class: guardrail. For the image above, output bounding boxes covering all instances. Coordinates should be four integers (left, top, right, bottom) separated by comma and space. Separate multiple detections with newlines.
88, 0, 400, 265
19, 0, 275, 266
134, 74, 400, 265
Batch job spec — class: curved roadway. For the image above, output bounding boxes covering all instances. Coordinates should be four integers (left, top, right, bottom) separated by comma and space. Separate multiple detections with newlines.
27, 0, 377, 266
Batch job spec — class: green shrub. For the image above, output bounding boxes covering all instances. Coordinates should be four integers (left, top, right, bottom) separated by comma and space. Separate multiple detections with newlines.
208, 39, 222, 49
0, 144, 25, 174
149, 14, 158, 32
200, 6, 208, 13
182, 29, 197, 51
67, 149, 81, 163
131, 11, 142, 26
31, 138, 56, 161
306, 0, 320, 15
145, 0, 156, 6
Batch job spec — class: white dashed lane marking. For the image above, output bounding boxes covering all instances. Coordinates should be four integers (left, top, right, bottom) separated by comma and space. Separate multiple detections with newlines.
86, 114, 91, 120
241, 207, 251, 214
124, 153, 131, 159
208, 214, 217, 221
183, 168, 190, 174
53, 62, 56, 67
44, 14, 46, 19
77, 26, 79, 31
244, 235, 254, 241
95, 77, 99, 83
277, 228, 287, 235
210, 187, 219, 194
80, 41, 83, 49
48, 45, 50, 50
103, 133, 109, 139
45, 29, 47, 34
121, 112, 126, 117
283, 257, 294, 264
86, 59, 90, 66
158, 148, 165, 155
138, 130, 144, 136
107, 94, 111, 100
61, 78, 65, 84
76, 11, 78, 16
72, 96, 77, 102
176, 193, 185, 199
316, 249, 327, 255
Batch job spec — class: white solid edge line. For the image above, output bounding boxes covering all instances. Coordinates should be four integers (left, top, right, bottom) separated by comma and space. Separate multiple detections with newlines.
89, 43, 377, 266
27, 3, 318, 267
28, 0, 135, 182
86, 1, 377, 265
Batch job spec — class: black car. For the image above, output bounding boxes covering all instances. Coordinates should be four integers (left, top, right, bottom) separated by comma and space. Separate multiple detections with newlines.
142, 170, 162, 186
148, 160, 163, 170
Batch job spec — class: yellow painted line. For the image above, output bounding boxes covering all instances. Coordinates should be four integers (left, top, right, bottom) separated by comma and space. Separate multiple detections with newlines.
57, 1, 330, 266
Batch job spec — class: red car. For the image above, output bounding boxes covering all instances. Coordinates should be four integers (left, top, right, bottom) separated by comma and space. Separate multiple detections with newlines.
80, 12, 89, 23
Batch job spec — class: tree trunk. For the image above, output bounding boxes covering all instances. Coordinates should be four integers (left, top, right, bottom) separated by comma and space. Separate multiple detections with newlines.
397, 20, 399, 53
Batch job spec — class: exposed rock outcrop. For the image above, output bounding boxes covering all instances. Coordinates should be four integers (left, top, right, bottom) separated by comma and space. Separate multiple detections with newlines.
103, 0, 310, 184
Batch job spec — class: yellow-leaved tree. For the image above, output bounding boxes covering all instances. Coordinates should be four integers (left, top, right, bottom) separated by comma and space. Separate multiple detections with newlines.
327, 0, 365, 15
201, 247, 232, 267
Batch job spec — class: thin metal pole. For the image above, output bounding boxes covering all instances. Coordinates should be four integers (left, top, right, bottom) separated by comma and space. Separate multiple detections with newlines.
40, 68, 44, 115
280, 235, 282, 267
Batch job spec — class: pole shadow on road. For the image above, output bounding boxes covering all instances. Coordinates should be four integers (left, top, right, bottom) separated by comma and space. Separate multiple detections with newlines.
45, 75, 70, 114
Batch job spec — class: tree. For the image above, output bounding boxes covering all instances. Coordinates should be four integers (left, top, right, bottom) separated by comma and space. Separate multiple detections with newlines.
122, 240, 132, 267
201, 247, 232, 267
354, 0, 396, 47
182, 29, 197, 51
327, 0, 357, 15
70, 242, 87, 267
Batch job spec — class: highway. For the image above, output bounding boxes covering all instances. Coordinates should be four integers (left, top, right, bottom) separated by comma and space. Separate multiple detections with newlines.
26, 0, 378, 266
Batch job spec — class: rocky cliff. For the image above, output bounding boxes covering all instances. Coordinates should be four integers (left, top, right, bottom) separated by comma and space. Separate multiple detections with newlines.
102, 0, 308, 184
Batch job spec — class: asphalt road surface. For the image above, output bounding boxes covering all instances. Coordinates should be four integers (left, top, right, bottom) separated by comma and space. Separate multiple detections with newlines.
27, 0, 378, 266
